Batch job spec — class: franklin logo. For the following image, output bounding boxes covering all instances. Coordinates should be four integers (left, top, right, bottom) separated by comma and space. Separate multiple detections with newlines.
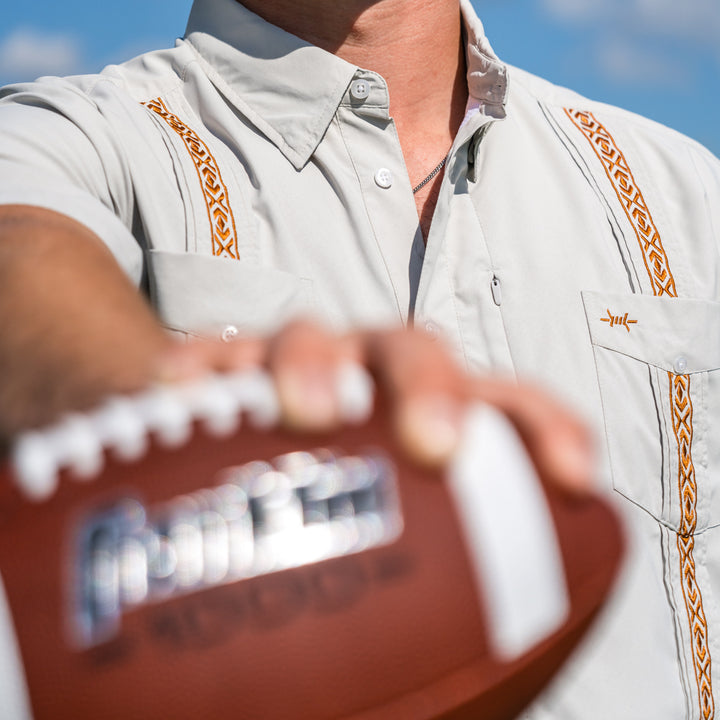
601, 309, 637, 332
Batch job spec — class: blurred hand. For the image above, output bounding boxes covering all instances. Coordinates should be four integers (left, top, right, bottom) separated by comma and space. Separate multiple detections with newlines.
156, 321, 594, 496
2, 207, 591, 494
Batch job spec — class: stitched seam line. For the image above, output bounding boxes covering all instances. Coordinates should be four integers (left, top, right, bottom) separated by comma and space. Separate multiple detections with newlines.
333, 112, 405, 325
143, 97, 239, 260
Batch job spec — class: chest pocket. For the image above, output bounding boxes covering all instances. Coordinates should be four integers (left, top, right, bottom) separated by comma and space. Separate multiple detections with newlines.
583, 290, 720, 533
148, 250, 316, 339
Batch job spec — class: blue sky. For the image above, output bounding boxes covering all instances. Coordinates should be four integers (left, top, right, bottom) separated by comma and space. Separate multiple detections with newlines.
1, 0, 718, 156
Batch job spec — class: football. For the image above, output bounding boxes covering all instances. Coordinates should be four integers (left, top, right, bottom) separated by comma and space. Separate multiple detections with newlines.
0, 370, 623, 720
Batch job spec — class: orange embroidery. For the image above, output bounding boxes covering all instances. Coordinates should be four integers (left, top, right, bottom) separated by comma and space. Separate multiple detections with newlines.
671, 374, 715, 720
143, 98, 239, 260
568, 107, 713, 718
600, 309, 637, 332
565, 109, 677, 298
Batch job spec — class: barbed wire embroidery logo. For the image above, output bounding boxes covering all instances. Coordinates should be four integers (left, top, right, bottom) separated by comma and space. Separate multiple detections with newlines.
600, 309, 638, 332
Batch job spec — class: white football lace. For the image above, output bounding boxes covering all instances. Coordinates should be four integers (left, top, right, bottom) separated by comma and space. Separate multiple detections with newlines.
448, 406, 570, 660
10, 365, 374, 503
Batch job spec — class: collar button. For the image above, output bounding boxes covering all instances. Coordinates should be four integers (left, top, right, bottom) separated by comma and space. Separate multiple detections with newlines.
350, 79, 371, 101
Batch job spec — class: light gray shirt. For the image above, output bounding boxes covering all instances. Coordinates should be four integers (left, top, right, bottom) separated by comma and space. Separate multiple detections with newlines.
1, 0, 720, 717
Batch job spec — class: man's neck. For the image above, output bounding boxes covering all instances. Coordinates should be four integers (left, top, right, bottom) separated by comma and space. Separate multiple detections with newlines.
238, 0, 469, 238
236, 1, 462, 74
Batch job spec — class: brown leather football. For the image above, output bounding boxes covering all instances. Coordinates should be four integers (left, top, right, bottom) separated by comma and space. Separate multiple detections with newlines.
0, 371, 623, 720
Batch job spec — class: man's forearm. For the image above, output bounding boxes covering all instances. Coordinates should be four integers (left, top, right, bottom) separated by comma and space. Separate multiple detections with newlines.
0, 206, 169, 440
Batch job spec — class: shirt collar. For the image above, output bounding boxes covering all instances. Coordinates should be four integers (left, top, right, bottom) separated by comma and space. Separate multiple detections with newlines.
460, 0, 508, 117
185, 0, 508, 169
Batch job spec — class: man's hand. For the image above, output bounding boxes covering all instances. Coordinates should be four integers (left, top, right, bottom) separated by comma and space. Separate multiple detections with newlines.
0, 207, 592, 495
157, 322, 594, 495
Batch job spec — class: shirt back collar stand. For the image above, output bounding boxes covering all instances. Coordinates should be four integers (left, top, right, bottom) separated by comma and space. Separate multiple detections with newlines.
184, 0, 508, 169
460, 0, 508, 120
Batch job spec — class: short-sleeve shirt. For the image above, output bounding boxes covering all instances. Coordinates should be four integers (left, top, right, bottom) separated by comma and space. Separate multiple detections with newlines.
2, 0, 720, 717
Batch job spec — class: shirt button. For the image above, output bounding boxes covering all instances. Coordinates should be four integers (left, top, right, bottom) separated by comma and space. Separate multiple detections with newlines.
374, 168, 393, 189
221, 325, 239, 343
424, 322, 438, 340
674, 355, 688, 374
350, 79, 370, 101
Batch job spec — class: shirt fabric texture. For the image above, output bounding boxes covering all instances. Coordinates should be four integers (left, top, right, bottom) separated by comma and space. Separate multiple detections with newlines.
1, 0, 720, 717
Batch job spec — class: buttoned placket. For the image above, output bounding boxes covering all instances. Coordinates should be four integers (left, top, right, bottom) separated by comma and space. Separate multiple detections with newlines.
335, 70, 426, 325
334, 68, 513, 363
413, 113, 515, 375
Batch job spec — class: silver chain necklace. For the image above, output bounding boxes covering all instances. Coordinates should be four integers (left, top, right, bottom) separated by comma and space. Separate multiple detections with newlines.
412, 156, 447, 194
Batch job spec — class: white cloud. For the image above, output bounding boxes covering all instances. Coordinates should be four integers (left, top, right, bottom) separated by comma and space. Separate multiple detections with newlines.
638, 0, 720, 44
541, 0, 720, 45
595, 37, 688, 86
0, 28, 83, 82
539, 0, 720, 84
542, 0, 602, 23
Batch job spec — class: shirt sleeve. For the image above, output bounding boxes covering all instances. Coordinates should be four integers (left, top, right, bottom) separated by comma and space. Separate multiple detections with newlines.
0, 77, 144, 285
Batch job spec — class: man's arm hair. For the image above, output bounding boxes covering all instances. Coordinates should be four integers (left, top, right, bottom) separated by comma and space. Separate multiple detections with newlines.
0, 205, 169, 441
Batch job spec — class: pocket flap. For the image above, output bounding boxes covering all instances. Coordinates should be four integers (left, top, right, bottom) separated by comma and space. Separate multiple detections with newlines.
582, 291, 720, 373
149, 250, 314, 337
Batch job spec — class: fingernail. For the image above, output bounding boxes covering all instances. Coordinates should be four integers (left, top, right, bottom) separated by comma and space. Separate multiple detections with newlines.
397, 395, 462, 466
551, 439, 594, 495
277, 365, 336, 430
154, 345, 204, 384
336, 363, 374, 424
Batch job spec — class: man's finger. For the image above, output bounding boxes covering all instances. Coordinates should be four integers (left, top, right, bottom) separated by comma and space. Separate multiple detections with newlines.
266, 321, 358, 431
466, 378, 594, 495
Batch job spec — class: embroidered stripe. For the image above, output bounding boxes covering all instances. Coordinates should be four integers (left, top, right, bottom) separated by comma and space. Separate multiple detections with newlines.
567, 107, 713, 719
143, 98, 239, 260
671, 374, 715, 719
564, 109, 676, 298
